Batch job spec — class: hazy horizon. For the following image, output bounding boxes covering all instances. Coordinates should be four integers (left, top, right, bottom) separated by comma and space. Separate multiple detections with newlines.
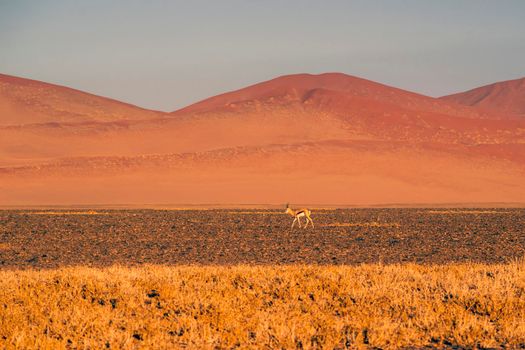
1, 0, 524, 111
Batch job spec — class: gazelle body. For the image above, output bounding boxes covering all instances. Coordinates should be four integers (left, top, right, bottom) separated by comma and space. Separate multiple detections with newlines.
285, 204, 314, 229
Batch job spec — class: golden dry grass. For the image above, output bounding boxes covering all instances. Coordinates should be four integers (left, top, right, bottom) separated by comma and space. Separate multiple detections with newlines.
1, 262, 525, 349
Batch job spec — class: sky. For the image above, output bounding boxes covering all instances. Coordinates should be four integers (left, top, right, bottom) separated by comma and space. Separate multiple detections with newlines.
1, 0, 524, 111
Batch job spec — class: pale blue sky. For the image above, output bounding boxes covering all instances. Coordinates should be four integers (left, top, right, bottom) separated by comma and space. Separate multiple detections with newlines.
1, 0, 524, 111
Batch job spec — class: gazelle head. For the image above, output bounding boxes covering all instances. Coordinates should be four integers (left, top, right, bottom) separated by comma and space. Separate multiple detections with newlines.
284, 203, 294, 216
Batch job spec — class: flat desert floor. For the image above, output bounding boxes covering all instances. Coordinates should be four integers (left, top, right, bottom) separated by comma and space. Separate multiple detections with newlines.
0, 208, 524, 268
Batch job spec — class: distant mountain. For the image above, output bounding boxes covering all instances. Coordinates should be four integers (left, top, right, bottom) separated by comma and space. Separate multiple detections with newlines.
167, 73, 523, 150
440, 77, 525, 118
1, 73, 524, 205
0, 73, 165, 126
172, 72, 500, 120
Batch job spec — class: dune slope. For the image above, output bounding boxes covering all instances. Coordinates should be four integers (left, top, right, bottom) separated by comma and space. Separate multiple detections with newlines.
440, 77, 525, 118
1, 73, 524, 205
0, 73, 164, 126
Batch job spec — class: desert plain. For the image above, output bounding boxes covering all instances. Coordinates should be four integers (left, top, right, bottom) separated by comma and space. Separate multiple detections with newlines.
1, 208, 524, 268
1, 72, 525, 349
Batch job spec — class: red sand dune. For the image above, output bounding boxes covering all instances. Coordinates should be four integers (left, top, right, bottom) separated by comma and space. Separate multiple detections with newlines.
173, 73, 502, 120
440, 77, 525, 118
1, 73, 524, 205
0, 73, 164, 126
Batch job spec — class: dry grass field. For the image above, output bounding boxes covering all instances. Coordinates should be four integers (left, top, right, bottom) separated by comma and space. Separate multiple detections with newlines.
2, 262, 525, 349
1, 208, 525, 349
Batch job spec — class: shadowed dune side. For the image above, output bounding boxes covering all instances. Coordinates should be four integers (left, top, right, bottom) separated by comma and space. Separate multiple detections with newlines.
440, 77, 525, 118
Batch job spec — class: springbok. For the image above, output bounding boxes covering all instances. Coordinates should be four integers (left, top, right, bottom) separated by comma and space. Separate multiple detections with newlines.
285, 204, 314, 229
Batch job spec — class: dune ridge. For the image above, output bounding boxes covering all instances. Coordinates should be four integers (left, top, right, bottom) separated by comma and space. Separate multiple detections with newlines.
1, 72, 524, 205
440, 77, 525, 118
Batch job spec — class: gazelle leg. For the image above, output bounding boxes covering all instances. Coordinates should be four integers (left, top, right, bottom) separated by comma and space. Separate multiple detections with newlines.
303, 217, 309, 228
291, 217, 297, 229
306, 214, 314, 228
297, 216, 302, 228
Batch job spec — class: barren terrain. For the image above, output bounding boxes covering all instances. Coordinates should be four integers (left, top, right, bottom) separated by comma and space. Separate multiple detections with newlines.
1, 208, 524, 269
